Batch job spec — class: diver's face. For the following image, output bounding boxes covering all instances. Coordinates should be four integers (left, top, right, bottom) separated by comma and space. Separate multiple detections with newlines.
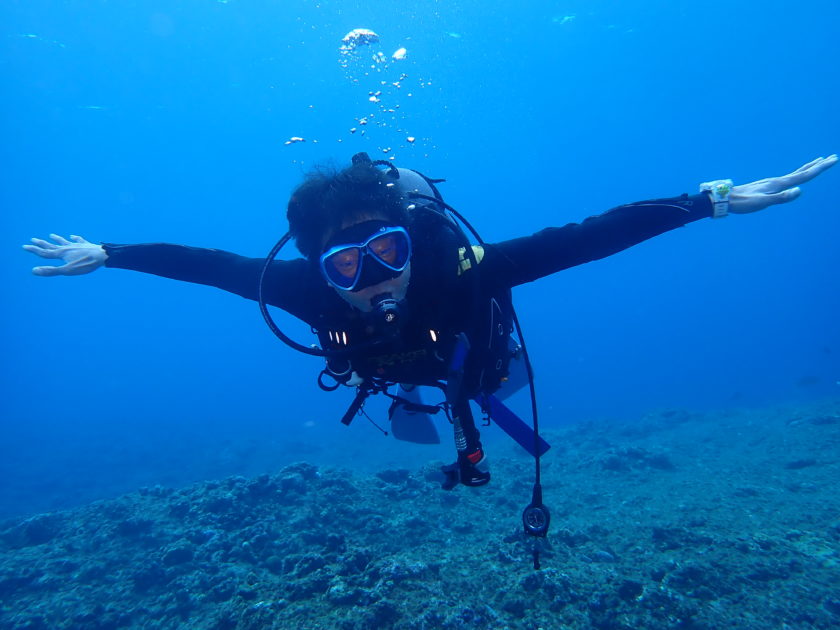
336, 264, 411, 312
321, 214, 411, 312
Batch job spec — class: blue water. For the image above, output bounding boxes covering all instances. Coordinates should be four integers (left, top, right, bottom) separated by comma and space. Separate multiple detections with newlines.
1, 0, 838, 518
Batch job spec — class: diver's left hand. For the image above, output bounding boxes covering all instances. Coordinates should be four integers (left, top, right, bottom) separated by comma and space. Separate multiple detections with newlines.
729, 154, 837, 214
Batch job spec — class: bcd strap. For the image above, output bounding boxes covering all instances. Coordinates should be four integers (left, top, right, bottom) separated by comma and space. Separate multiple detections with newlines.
446, 333, 470, 405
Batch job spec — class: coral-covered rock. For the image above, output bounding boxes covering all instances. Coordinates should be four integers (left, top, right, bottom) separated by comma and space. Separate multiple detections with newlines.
2, 402, 839, 630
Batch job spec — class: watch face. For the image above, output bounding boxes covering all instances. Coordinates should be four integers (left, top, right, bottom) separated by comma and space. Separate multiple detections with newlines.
700, 179, 733, 198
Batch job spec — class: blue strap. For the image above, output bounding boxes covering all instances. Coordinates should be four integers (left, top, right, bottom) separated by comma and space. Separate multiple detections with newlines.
474, 393, 551, 457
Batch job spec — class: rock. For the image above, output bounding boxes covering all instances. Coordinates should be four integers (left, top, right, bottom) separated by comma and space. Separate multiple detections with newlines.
337, 549, 372, 576
116, 517, 154, 537
294, 553, 326, 577
375, 468, 411, 484
326, 579, 362, 605
824, 597, 840, 616
169, 501, 190, 518
279, 473, 306, 495
286, 574, 331, 601
162, 543, 195, 566
2, 514, 64, 548
205, 495, 235, 514
746, 563, 790, 581
238, 588, 258, 601
0, 572, 38, 599
651, 526, 713, 551
665, 562, 731, 599
617, 579, 643, 601
209, 580, 236, 603
265, 555, 285, 574
588, 549, 617, 563
602, 447, 675, 472
132, 561, 168, 593
555, 528, 590, 547
502, 598, 527, 618
280, 462, 319, 481
325, 532, 346, 552
367, 600, 400, 626
247, 475, 277, 497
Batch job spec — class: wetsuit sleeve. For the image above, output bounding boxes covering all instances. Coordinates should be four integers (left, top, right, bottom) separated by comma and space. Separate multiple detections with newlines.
101, 243, 317, 319
481, 193, 713, 287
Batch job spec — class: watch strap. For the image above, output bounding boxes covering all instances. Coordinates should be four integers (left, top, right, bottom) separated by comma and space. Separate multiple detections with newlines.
699, 179, 733, 219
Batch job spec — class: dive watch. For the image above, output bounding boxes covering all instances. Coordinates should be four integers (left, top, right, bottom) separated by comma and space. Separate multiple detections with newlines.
699, 178, 734, 219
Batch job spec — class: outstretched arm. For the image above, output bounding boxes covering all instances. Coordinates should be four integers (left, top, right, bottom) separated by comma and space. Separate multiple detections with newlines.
23, 236, 324, 321
480, 155, 837, 288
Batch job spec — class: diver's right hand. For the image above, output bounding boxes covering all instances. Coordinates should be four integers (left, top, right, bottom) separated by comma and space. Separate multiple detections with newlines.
23, 234, 108, 277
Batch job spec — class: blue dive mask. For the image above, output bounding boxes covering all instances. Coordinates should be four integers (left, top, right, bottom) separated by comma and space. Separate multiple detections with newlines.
319, 221, 412, 292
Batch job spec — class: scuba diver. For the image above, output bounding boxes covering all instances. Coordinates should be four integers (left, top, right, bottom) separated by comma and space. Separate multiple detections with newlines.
22, 153, 837, 491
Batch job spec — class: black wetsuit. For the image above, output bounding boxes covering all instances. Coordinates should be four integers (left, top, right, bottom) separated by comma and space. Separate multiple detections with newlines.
103, 193, 713, 467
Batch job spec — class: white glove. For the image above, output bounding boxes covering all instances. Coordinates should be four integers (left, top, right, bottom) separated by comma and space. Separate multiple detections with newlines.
22, 234, 108, 277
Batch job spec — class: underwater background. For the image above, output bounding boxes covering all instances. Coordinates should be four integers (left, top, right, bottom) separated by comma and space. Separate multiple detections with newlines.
3, 0, 838, 517
1, 1, 839, 627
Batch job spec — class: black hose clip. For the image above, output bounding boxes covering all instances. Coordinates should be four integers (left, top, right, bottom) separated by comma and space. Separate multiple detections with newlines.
340, 388, 370, 426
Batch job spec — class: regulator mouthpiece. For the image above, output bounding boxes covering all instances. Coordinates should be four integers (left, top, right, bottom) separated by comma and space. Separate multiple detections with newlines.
371, 293, 401, 325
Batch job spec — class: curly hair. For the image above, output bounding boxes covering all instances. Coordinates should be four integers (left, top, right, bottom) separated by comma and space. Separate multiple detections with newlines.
286, 161, 409, 260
